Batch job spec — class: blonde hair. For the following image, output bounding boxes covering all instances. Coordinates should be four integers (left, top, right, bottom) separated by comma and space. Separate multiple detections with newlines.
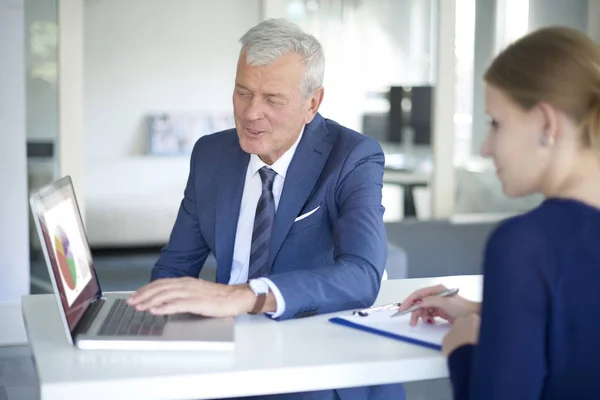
484, 26, 600, 150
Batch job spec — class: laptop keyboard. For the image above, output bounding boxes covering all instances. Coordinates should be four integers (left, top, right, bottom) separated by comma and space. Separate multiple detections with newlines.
98, 299, 168, 336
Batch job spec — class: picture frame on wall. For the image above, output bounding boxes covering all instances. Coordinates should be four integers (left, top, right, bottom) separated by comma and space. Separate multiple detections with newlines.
147, 113, 235, 155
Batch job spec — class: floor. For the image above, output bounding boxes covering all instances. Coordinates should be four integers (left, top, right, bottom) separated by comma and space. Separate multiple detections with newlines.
0, 346, 39, 400
3, 249, 452, 400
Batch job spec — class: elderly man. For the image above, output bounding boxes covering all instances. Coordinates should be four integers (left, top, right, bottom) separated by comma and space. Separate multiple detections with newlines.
128, 18, 405, 400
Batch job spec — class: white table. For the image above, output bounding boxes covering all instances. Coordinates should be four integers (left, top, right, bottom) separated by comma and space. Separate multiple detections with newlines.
0, 302, 28, 346
22, 275, 482, 400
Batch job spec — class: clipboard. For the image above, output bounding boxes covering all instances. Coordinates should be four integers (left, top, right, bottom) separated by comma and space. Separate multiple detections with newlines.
329, 309, 451, 351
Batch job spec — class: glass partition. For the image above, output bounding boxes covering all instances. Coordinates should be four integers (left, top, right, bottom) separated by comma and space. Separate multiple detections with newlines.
454, 0, 590, 216
25, 0, 59, 294
285, 0, 438, 221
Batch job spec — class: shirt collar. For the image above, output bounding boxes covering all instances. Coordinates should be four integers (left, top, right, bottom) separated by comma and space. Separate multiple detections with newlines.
249, 125, 305, 179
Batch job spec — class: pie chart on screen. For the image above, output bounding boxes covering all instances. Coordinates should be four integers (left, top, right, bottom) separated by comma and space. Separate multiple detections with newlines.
53, 226, 77, 290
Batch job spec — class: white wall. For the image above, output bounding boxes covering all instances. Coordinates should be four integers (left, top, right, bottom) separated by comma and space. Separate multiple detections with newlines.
59, 0, 85, 217
431, 0, 456, 218
82, 0, 261, 245
84, 0, 260, 160
0, 0, 30, 304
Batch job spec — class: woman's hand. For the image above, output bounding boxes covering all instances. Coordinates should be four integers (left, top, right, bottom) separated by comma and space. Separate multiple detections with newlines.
442, 314, 481, 356
397, 284, 481, 326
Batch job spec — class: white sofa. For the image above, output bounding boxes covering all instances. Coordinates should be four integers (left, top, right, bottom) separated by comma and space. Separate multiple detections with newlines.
35, 153, 543, 249
83, 157, 410, 247
84, 157, 189, 247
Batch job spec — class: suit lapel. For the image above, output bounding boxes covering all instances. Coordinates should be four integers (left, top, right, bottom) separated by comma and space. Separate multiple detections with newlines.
215, 142, 249, 284
266, 114, 333, 273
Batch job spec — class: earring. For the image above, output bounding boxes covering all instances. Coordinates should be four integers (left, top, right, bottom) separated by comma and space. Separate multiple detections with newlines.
539, 135, 547, 146
540, 134, 554, 147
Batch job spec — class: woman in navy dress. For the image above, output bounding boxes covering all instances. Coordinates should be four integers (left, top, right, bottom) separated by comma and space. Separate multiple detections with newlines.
398, 26, 600, 400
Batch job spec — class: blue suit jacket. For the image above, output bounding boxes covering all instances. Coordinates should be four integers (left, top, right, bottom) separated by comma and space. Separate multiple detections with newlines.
151, 113, 405, 400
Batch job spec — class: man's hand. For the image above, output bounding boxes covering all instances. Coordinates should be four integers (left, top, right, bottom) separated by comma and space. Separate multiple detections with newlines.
442, 313, 481, 356
127, 277, 257, 317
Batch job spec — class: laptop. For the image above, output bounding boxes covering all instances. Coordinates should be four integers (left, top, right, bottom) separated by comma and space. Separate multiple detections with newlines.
29, 175, 234, 351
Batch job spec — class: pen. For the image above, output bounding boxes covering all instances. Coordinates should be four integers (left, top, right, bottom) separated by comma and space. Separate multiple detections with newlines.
390, 287, 459, 318
353, 302, 402, 317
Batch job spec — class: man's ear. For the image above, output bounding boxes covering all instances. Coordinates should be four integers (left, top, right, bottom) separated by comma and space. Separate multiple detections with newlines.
304, 87, 325, 124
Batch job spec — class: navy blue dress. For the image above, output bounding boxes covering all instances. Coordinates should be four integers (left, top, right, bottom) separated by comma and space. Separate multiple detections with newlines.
448, 198, 600, 400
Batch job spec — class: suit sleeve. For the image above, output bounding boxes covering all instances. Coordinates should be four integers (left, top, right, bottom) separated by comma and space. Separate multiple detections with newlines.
448, 217, 551, 400
150, 139, 211, 280
267, 137, 387, 320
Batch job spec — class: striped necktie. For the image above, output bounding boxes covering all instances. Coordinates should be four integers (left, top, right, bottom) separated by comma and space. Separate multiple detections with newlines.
248, 166, 277, 279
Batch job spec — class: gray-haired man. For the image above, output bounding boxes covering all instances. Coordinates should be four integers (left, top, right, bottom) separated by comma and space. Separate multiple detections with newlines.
129, 18, 406, 400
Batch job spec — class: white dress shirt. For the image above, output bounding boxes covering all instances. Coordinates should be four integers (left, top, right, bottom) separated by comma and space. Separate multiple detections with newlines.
228, 126, 305, 318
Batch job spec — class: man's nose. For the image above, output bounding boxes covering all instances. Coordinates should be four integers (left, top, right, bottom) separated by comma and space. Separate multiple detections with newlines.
243, 97, 266, 121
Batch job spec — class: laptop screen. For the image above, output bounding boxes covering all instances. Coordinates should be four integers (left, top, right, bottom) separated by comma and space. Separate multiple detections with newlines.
30, 176, 101, 333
